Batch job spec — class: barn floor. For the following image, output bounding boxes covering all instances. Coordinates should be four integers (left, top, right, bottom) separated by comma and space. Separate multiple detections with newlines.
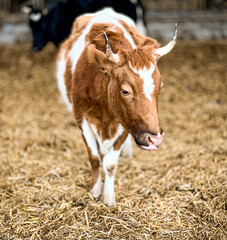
0, 40, 226, 239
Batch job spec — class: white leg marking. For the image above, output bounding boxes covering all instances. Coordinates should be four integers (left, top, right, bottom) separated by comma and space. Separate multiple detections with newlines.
81, 119, 103, 198
103, 148, 121, 207
56, 50, 73, 112
121, 134, 133, 157
90, 174, 103, 198
81, 119, 99, 158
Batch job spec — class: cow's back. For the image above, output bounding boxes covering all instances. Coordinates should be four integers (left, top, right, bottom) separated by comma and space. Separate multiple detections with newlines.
56, 8, 138, 113
56, 14, 93, 112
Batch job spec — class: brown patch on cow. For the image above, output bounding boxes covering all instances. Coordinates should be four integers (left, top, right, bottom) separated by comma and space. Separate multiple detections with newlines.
81, 135, 101, 188
119, 20, 146, 47
114, 131, 128, 151
126, 47, 154, 70
152, 67, 162, 93
107, 164, 116, 177
90, 156, 100, 187
64, 58, 72, 103
70, 43, 122, 141
119, 20, 159, 48
86, 23, 134, 54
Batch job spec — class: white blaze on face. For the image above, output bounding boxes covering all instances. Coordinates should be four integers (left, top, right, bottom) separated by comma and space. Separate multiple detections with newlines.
130, 63, 156, 102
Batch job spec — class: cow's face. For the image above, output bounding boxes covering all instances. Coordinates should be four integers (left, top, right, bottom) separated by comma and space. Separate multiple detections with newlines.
22, 5, 50, 51
107, 50, 164, 151
29, 10, 50, 51
88, 28, 177, 150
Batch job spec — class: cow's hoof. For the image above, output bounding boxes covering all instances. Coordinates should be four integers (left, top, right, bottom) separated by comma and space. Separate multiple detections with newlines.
103, 195, 116, 207
90, 178, 103, 199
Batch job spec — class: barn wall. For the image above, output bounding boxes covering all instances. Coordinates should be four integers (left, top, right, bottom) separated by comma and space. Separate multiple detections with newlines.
0, 0, 226, 42
0, 0, 227, 12
142, 0, 227, 11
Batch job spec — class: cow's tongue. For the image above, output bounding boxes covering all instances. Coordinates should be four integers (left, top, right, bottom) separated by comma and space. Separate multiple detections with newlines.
140, 144, 157, 151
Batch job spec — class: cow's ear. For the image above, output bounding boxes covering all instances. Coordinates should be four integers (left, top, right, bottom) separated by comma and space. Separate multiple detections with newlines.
21, 5, 32, 14
87, 44, 112, 70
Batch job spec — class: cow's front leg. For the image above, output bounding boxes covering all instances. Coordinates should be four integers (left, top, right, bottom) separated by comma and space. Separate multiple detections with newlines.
81, 119, 102, 198
89, 156, 103, 198
102, 148, 121, 207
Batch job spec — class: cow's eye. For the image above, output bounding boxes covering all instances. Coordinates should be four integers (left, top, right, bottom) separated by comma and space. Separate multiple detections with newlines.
121, 89, 129, 95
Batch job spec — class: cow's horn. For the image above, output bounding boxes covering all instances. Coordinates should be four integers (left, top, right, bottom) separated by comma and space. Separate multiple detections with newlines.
154, 23, 177, 57
104, 32, 119, 63
21, 5, 32, 14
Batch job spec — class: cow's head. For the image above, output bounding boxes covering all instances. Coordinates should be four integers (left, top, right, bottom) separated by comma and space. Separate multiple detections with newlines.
22, 4, 52, 51
22, 0, 89, 51
88, 25, 177, 150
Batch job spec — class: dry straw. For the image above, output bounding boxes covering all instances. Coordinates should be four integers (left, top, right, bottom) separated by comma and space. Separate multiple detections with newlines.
0, 40, 226, 239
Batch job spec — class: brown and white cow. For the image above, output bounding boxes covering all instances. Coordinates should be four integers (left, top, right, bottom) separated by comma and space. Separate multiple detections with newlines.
56, 8, 177, 207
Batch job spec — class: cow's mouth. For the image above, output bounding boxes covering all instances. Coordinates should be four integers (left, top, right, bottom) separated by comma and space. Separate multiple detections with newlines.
137, 144, 157, 151
134, 131, 165, 151
135, 138, 158, 151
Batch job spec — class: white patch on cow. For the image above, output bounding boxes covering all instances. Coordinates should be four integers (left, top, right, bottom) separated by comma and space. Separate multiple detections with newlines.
90, 174, 103, 198
30, 12, 41, 22
102, 148, 121, 207
121, 134, 133, 157
90, 124, 124, 155
81, 118, 100, 158
129, 63, 156, 102
69, 8, 137, 73
56, 50, 73, 112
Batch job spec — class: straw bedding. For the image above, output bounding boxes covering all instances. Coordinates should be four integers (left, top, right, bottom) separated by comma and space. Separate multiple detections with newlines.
0, 40, 226, 239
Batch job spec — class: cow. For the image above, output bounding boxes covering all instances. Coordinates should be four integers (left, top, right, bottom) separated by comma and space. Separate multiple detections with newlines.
56, 8, 177, 207
22, 0, 146, 51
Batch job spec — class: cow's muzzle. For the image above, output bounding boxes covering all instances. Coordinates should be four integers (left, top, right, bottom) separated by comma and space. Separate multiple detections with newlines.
135, 132, 164, 151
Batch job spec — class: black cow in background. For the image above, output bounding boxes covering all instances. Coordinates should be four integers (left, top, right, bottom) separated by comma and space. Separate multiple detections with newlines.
22, 0, 147, 51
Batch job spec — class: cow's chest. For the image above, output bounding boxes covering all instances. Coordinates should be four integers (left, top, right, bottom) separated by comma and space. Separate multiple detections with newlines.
90, 123, 124, 155
81, 118, 124, 157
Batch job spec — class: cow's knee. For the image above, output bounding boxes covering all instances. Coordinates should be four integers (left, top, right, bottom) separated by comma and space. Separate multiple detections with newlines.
90, 157, 100, 169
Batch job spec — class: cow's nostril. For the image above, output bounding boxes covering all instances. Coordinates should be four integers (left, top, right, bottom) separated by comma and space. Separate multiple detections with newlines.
147, 133, 164, 147
147, 135, 154, 144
